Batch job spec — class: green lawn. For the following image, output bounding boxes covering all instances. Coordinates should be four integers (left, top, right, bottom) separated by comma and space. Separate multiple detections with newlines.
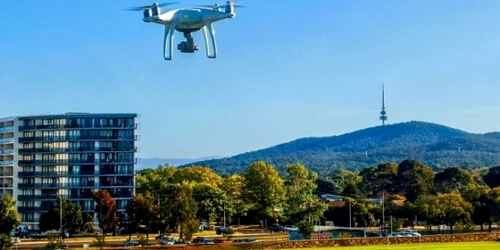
282, 242, 500, 250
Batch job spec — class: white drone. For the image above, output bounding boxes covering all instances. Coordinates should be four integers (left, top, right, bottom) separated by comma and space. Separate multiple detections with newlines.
128, 2, 241, 60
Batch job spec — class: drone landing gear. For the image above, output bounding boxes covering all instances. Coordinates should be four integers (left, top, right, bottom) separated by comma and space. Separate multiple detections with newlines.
177, 32, 199, 53
202, 23, 217, 59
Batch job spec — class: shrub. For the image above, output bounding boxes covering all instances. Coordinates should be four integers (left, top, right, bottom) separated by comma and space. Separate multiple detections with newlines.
0, 234, 13, 250
137, 234, 149, 247
93, 233, 106, 250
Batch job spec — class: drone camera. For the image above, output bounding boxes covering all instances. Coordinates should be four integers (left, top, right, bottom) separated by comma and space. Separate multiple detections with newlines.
177, 41, 199, 53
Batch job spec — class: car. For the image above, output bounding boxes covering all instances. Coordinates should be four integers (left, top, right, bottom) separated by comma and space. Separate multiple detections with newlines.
269, 224, 285, 232
122, 239, 139, 247
216, 226, 232, 235
192, 237, 214, 244
233, 238, 258, 243
389, 232, 404, 237
199, 220, 209, 230
283, 225, 298, 231
401, 230, 421, 237
159, 238, 175, 245
366, 232, 381, 237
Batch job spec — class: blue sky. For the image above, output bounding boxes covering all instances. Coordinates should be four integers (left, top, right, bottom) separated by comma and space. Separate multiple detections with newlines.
1, 0, 500, 158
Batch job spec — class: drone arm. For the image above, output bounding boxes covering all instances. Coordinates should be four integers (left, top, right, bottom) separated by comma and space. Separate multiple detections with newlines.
202, 23, 217, 59
163, 24, 176, 60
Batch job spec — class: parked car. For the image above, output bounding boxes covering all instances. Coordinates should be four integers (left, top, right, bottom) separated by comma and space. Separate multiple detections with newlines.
216, 226, 232, 235
199, 220, 209, 230
283, 225, 298, 231
401, 230, 421, 237
159, 238, 175, 245
192, 237, 214, 244
269, 224, 285, 232
12, 226, 31, 238
122, 239, 139, 247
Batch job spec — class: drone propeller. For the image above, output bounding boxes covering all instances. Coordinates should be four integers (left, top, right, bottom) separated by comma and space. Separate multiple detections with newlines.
125, 2, 179, 11
196, 2, 245, 9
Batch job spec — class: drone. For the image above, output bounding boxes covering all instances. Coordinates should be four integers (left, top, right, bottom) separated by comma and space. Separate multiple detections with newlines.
128, 2, 241, 60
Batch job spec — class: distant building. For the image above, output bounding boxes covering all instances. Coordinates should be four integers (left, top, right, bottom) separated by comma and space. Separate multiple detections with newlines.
0, 113, 137, 230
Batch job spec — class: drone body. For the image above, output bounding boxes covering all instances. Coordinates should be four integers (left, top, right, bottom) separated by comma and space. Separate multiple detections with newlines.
132, 2, 237, 60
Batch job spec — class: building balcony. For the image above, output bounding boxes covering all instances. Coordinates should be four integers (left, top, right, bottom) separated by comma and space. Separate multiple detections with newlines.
0, 138, 13, 144
0, 127, 14, 133
18, 136, 136, 143
18, 171, 100, 177
18, 159, 136, 166
17, 195, 58, 201
99, 170, 135, 175
0, 149, 13, 155
19, 124, 136, 130
0, 172, 14, 176
0, 161, 13, 166
18, 147, 136, 154
18, 183, 97, 189
18, 207, 48, 213
0, 183, 13, 188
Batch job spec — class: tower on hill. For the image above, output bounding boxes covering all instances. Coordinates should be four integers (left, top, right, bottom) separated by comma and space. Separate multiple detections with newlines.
380, 83, 388, 125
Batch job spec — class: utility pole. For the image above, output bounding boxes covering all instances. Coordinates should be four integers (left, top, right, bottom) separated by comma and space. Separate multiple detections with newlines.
382, 192, 385, 233
349, 200, 352, 229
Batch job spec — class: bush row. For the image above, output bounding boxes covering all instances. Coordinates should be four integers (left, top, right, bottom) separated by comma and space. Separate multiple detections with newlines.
264, 232, 500, 249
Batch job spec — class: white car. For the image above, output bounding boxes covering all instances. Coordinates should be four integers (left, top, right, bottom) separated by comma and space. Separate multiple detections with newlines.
402, 231, 421, 237
284, 225, 299, 231
159, 238, 175, 245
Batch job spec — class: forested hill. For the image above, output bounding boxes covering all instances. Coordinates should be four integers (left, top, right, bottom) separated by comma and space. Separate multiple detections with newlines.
182, 121, 500, 174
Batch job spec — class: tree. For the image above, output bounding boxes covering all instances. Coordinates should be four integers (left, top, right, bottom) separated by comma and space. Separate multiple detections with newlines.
434, 167, 476, 193
434, 192, 473, 234
327, 169, 362, 195
397, 159, 435, 201
461, 185, 491, 231
92, 190, 118, 234
410, 195, 440, 231
359, 163, 398, 197
243, 161, 286, 221
221, 174, 249, 224
125, 193, 156, 240
285, 163, 327, 228
39, 197, 92, 235
483, 166, 500, 188
0, 196, 20, 249
168, 183, 198, 240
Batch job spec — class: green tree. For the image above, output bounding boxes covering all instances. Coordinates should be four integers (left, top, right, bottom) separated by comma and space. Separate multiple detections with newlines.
327, 169, 362, 195
222, 174, 249, 224
92, 190, 118, 235
410, 195, 440, 231
359, 163, 398, 196
39, 197, 92, 235
435, 192, 473, 234
483, 166, 500, 188
243, 161, 286, 221
434, 167, 476, 193
285, 163, 327, 225
125, 193, 156, 240
169, 183, 198, 240
397, 159, 435, 201
0, 196, 20, 249
461, 185, 492, 231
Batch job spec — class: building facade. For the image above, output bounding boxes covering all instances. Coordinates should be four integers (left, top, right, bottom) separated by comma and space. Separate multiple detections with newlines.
0, 113, 137, 230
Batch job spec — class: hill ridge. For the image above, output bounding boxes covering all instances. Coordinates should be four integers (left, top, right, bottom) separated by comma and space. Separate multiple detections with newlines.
181, 121, 500, 174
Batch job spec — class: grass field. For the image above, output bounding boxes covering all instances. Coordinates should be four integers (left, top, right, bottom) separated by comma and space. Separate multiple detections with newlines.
282, 242, 500, 250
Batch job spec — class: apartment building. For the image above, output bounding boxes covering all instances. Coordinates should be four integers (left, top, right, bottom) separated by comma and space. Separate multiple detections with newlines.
0, 113, 137, 230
